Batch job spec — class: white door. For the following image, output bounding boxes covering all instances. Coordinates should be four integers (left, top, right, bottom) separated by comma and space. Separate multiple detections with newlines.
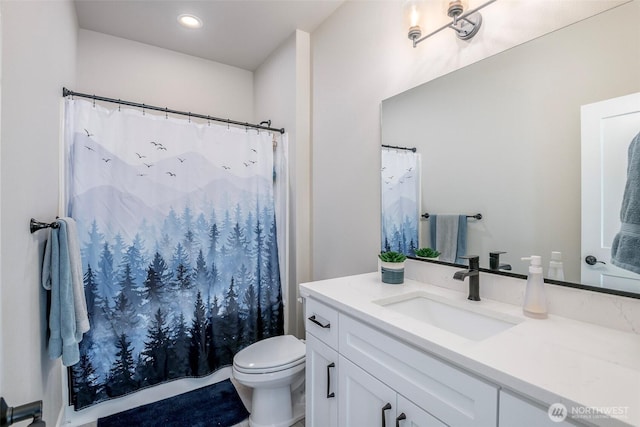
339, 356, 396, 427
581, 92, 640, 292
305, 334, 338, 427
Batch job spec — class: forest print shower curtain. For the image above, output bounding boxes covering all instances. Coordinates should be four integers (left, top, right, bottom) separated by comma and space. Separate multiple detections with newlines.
65, 99, 284, 409
381, 148, 420, 255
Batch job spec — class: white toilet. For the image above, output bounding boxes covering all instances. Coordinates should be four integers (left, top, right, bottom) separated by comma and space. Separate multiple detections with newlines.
232, 335, 306, 427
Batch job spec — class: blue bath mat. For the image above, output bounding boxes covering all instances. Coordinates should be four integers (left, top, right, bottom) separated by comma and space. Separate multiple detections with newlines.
97, 379, 249, 427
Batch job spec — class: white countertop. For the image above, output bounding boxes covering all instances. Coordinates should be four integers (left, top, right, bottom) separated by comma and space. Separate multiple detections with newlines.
299, 272, 640, 427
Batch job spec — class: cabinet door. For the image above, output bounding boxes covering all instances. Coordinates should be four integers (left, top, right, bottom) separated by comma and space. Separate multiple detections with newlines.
306, 333, 338, 427
340, 314, 498, 426
339, 356, 397, 427
396, 395, 447, 427
499, 390, 582, 427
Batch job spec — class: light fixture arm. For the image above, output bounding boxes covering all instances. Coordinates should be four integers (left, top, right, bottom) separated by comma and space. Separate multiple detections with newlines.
410, 0, 497, 47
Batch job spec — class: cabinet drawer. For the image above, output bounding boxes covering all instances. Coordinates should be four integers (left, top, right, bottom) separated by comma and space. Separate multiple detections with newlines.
340, 314, 498, 427
305, 298, 339, 349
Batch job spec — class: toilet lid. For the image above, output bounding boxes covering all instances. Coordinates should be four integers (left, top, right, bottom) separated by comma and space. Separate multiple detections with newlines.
234, 335, 305, 372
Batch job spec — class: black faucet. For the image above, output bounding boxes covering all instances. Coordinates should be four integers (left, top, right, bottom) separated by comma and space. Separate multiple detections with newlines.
489, 251, 512, 271
453, 255, 480, 301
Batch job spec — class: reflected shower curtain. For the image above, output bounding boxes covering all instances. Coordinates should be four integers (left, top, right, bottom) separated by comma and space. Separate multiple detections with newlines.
381, 148, 420, 255
64, 99, 284, 409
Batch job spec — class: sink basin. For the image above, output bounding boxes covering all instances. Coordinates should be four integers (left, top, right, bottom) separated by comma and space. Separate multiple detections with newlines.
374, 292, 522, 341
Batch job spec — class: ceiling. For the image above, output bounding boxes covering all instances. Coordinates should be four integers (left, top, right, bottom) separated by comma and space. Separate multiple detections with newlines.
74, 0, 345, 71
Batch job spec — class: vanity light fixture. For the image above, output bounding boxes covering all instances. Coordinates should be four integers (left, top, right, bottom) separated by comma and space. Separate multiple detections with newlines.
407, 0, 497, 48
177, 14, 203, 29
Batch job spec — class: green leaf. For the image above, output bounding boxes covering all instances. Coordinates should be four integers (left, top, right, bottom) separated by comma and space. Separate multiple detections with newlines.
378, 251, 407, 263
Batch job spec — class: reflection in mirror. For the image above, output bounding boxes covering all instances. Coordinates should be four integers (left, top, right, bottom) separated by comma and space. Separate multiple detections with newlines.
581, 94, 640, 293
381, 2, 640, 294
380, 146, 420, 256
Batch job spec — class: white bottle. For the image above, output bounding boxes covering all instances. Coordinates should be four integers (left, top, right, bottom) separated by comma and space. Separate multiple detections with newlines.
521, 256, 548, 319
547, 251, 565, 281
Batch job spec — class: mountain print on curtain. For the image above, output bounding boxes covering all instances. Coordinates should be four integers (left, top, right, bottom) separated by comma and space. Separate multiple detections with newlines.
65, 99, 284, 409
381, 148, 420, 255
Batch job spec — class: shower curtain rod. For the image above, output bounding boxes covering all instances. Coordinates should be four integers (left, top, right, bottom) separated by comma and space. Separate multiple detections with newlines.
382, 144, 417, 152
62, 87, 285, 134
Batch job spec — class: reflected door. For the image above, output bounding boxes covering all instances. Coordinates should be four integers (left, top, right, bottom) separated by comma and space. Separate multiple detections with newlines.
581, 92, 640, 292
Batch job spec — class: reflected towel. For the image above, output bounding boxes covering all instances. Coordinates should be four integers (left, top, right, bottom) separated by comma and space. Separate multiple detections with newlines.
430, 215, 468, 264
611, 132, 640, 274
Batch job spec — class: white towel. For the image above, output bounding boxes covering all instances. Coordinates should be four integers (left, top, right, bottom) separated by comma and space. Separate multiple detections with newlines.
60, 217, 90, 339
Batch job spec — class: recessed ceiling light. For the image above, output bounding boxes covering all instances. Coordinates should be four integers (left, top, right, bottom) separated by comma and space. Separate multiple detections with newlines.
178, 14, 203, 29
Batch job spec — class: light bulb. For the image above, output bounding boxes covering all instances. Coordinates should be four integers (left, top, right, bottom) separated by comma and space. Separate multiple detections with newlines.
410, 5, 420, 27
177, 14, 203, 29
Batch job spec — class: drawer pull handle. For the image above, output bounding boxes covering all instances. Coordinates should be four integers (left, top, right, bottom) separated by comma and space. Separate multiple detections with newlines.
396, 412, 406, 427
381, 402, 392, 427
326, 362, 335, 398
308, 314, 330, 329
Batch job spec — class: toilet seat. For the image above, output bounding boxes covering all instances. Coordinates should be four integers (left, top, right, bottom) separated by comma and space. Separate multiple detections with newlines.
233, 335, 305, 374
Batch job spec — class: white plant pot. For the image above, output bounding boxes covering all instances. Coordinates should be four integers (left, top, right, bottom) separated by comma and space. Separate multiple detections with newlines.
380, 261, 405, 284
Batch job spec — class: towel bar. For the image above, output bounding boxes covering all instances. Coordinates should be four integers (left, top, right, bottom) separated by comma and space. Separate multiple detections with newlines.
421, 213, 482, 220
30, 218, 59, 234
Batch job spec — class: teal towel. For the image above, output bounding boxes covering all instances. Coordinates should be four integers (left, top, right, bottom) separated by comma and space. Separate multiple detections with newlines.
60, 217, 89, 340
430, 214, 468, 264
42, 220, 80, 366
456, 215, 468, 265
612, 132, 640, 274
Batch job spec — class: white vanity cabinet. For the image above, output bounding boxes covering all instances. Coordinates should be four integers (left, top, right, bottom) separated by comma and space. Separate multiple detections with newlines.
301, 273, 636, 427
304, 297, 498, 427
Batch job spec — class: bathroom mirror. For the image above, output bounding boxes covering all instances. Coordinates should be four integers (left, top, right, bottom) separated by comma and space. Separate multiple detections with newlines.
381, 3, 640, 294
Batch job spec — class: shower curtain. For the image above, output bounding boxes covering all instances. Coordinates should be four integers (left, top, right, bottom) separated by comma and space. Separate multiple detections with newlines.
381, 148, 420, 255
64, 99, 285, 409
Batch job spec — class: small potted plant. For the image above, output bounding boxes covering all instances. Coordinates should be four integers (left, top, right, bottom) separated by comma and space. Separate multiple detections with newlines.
378, 251, 407, 284
414, 247, 441, 260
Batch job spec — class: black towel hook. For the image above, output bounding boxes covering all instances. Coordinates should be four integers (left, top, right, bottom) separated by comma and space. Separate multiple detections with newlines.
30, 218, 59, 234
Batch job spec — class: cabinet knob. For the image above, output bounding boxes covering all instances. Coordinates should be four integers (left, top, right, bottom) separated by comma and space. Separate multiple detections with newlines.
381, 402, 392, 427
396, 412, 407, 427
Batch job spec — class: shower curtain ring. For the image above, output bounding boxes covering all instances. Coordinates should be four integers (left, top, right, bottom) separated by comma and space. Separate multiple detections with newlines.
118, 99, 121, 112
207, 116, 211, 126
165, 107, 168, 119
92, 95, 96, 108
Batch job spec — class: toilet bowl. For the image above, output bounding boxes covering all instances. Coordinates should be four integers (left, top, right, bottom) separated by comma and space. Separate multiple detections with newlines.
232, 335, 306, 427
